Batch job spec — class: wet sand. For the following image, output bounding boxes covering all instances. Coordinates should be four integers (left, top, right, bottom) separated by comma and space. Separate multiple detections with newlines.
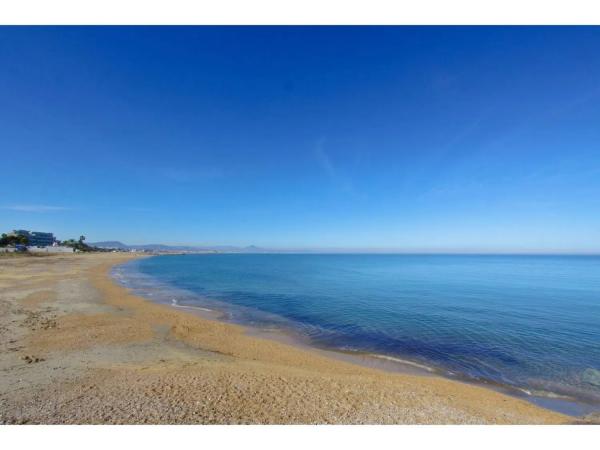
0, 253, 580, 424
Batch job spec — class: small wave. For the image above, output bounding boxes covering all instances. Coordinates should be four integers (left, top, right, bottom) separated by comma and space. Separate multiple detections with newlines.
170, 298, 212, 312
369, 353, 434, 372
185, 305, 213, 312
505, 384, 576, 402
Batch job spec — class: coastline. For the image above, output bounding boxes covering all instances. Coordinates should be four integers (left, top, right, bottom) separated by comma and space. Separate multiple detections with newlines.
116, 255, 600, 418
0, 252, 583, 424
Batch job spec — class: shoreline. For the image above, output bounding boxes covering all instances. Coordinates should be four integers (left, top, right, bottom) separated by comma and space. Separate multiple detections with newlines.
114, 256, 600, 418
0, 252, 585, 424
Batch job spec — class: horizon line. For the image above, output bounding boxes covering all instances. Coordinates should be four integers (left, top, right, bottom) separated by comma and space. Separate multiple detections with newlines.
89, 241, 600, 256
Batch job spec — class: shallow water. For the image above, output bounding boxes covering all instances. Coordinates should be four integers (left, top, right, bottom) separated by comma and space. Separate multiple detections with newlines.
114, 253, 600, 415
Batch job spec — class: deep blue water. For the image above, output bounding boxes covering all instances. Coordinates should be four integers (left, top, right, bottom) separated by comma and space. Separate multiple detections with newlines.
117, 253, 600, 411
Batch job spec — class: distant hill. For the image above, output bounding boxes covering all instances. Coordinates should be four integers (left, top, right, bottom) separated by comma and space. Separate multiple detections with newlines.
89, 241, 267, 253
90, 241, 129, 249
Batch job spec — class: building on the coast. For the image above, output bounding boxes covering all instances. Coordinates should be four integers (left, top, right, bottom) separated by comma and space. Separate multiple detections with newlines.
12, 229, 56, 247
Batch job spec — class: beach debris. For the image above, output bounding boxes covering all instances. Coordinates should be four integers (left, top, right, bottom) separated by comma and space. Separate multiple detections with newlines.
21, 355, 45, 364
20, 310, 57, 331
581, 412, 600, 424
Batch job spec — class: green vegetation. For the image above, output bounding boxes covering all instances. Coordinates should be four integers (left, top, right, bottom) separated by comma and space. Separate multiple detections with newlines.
59, 235, 109, 252
0, 233, 29, 247
2, 230, 112, 253
60, 237, 90, 252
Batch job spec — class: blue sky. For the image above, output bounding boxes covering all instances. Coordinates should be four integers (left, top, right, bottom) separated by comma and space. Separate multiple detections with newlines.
1, 26, 600, 252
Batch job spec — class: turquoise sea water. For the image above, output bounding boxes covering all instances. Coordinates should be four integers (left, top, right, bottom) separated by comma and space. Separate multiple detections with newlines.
115, 254, 600, 415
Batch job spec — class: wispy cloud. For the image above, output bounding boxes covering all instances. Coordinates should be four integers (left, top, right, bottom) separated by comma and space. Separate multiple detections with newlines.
314, 139, 359, 197
2, 204, 71, 213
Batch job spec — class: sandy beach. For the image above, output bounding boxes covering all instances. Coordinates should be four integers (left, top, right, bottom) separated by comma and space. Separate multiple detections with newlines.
0, 253, 576, 424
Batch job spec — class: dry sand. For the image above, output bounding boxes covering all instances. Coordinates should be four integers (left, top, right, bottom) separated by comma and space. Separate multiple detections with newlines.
0, 253, 574, 424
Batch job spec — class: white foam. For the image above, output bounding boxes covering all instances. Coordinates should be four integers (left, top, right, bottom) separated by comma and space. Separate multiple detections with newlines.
369, 354, 434, 372
185, 305, 213, 312
170, 298, 212, 312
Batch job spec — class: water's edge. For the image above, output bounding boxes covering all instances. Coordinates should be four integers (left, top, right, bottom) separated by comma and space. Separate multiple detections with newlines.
111, 257, 598, 418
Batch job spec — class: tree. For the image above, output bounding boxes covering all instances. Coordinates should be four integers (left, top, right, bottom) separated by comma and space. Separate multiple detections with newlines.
0, 233, 29, 247
59, 235, 95, 252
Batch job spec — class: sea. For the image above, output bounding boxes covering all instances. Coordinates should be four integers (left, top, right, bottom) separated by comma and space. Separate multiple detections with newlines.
113, 253, 600, 416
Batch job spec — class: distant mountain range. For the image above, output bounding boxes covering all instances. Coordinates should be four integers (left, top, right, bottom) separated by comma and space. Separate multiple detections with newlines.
89, 241, 266, 253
